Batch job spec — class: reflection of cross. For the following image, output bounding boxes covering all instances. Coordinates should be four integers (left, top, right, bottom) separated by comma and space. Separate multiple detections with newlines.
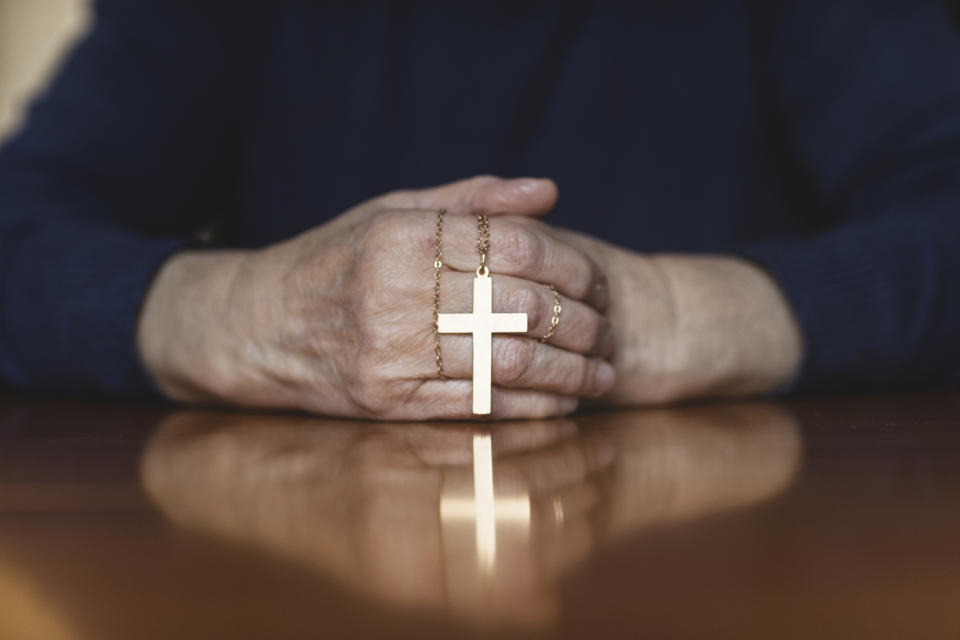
437, 273, 527, 414
439, 434, 531, 574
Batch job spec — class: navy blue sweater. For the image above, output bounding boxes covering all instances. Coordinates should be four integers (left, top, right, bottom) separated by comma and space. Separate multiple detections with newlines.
2, 0, 960, 397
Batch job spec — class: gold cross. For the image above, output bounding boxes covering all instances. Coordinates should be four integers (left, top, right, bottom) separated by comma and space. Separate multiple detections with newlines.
437, 273, 527, 414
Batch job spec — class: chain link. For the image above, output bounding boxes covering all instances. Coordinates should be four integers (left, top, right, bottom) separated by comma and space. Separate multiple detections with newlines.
433, 209, 447, 379
435, 212, 520, 377
540, 284, 562, 343
476, 213, 490, 270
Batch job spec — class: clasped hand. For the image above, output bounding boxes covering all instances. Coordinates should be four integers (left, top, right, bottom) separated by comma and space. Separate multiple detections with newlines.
139, 176, 619, 419
139, 175, 802, 418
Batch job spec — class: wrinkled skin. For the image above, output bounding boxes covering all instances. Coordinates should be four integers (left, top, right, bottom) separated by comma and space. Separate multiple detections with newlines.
140, 177, 617, 418
139, 176, 802, 419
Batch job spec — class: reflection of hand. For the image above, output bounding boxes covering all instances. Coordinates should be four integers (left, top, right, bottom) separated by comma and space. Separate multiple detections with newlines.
140, 412, 614, 626
137, 176, 616, 420
595, 404, 802, 537
140, 404, 800, 628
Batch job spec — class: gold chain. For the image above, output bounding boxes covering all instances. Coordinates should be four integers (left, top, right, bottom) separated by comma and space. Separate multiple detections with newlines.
433, 209, 447, 379
434, 212, 493, 379
540, 284, 562, 343
476, 213, 490, 275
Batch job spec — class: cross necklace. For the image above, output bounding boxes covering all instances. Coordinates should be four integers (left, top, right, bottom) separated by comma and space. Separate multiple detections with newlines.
434, 213, 527, 414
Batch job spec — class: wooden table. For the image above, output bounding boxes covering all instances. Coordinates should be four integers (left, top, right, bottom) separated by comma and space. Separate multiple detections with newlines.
1, 394, 958, 639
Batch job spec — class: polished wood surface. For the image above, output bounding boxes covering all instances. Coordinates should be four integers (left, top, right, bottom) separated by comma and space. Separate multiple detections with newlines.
0, 395, 958, 639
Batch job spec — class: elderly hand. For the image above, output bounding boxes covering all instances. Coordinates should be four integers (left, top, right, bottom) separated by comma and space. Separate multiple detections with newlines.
547, 226, 804, 404
138, 176, 616, 419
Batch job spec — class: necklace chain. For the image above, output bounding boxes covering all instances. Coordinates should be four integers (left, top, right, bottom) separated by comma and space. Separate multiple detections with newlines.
433, 209, 447, 379
433, 211, 490, 379
476, 213, 490, 271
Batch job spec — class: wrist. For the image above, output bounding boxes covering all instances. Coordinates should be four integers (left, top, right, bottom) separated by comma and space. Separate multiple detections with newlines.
648, 254, 803, 398
136, 249, 250, 403
605, 251, 802, 403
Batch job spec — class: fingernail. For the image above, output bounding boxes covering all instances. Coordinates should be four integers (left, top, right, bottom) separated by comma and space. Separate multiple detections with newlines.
596, 320, 617, 358
593, 279, 610, 310
559, 396, 580, 414
595, 361, 616, 395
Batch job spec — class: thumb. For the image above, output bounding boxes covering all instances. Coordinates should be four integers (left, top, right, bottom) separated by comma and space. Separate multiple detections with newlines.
383, 175, 558, 217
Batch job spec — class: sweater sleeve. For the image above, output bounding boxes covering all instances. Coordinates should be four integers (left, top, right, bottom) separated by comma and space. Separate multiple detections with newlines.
737, 0, 960, 391
0, 1, 239, 396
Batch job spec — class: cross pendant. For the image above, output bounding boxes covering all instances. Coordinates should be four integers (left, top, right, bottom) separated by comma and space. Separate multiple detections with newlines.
437, 273, 527, 414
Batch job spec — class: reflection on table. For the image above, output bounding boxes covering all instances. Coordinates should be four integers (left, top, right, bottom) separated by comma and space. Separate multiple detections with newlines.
141, 404, 801, 628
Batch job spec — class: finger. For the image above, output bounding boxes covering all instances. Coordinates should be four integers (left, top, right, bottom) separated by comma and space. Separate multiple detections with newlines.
407, 380, 579, 420
403, 420, 579, 463
440, 214, 609, 308
440, 334, 616, 398
382, 175, 558, 217
498, 436, 616, 494
441, 271, 614, 357
489, 420, 579, 456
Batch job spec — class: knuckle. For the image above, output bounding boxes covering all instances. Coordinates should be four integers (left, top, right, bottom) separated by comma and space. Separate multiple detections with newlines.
362, 211, 432, 273
497, 225, 544, 273
502, 284, 545, 329
468, 174, 498, 190
551, 301, 597, 353
485, 186, 517, 213
377, 189, 406, 208
372, 209, 431, 244
343, 324, 396, 416
366, 210, 409, 244
351, 267, 392, 317
345, 360, 392, 416
361, 216, 399, 255
377, 187, 421, 209
495, 337, 536, 384
464, 175, 500, 213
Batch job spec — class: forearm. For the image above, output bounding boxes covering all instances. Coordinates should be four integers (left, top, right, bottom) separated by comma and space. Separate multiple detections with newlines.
603, 249, 802, 404
0, 1, 236, 394
0, 215, 186, 394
